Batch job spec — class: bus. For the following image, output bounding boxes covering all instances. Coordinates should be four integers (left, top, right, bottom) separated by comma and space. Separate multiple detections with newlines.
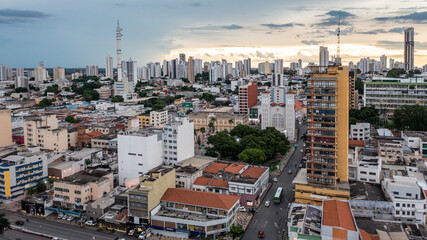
273, 187, 283, 204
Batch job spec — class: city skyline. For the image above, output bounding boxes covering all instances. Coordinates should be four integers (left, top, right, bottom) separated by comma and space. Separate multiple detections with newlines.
1, 0, 427, 67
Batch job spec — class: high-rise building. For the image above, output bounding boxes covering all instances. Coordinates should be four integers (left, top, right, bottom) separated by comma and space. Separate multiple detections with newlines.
106, 56, 114, 79
194, 59, 203, 76
293, 66, 350, 206
170, 59, 178, 79
235, 60, 243, 74
188, 56, 194, 82
258, 63, 265, 74
122, 58, 137, 82
389, 58, 395, 69
404, 27, 414, 71
298, 59, 302, 69
238, 82, 258, 115
85, 65, 99, 76
162, 118, 194, 166
264, 61, 272, 74
380, 55, 387, 71
243, 58, 251, 75
116, 20, 123, 82
15, 76, 29, 90
53, 67, 65, 80
0, 109, 12, 147
349, 69, 357, 109
15, 67, 24, 77
155, 62, 161, 78
33, 65, 47, 83
273, 59, 284, 86
290, 62, 298, 71
0, 65, 8, 81
319, 46, 329, 67
179, 53, 186, 63
162, 60, 170, 77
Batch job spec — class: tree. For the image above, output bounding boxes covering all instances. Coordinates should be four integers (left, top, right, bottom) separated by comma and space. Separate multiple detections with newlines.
386, 68, 405, 78
226, 224, 244, 240
36, 180, 47, 193
207, 131, 241, 160
200, 93, 216, 102
349, 106, 379, 126
225, 79, 231, 84
197, 135, 202, 146
392, 105, 427, 131
15, 87, 28, 93
0, 213, 10, 234
47, 178, 55, 185
27, 187, 37, 195
355, 78, 364, 94
38, 98, 55, 108
44, 84, 60, 96
238, 148, 267, 164
112, 95, 124, 102
228, 119, 234, 125
208, 117, 217, 133
85, 159, 92, 165
230, 125, 257, 138
181, 78, 190, 83
200, 127, 206, 134
65, 115, 79, 123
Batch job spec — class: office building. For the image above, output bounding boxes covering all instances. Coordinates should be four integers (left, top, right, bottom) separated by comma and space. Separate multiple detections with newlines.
106, 56, 114, 79
150, 188, 240, 238
363, 77, 427, 114
293, 66, 350, 205
404, 27, 414, 71
53, 67, 65, 80
243, 58, 251, 75
0, 110, 12, 147
273, 59, 284, 86
24, 115, 68, 152
188, 56, 194, 82
319, 46, 329, 68
238, 82, 258, 115
162, 118, 194, 166
128, 166, 175, 224
179, 53, 186, 63
86, 65, 99, 76
170, 59, 178, 79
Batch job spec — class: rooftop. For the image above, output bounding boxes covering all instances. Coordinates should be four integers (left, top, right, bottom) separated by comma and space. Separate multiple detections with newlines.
323, 200, 356, 231
293, 169, 351, 190
350, 181, 386, 201
204, 162, 228, 174
402, 131, 427, 142
154, 208, 223, 222
241, 166, 267, 179
92, 134, 117, 141
178, 156, 215, 169
161, 188, 240, 210
59, 169, 111, 185
224, 163, 247, 174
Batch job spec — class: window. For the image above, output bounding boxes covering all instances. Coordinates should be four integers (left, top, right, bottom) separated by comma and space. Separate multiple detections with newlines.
412, 204, 415, 208
396, 211, 400, 214
369, 172, 376, 175
406, 193, 412, 197
74, 190, 81, 194
392, 191, 399, 195
360, 171, 367, 174
396, 203, 400, 207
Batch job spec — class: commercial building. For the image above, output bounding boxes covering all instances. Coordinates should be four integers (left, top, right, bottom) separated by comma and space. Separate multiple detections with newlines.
150, 188, 240, 238
150, 110, 168, 128
175, 157, 215, 189
91, 134, 117, 151
350, 123, 370, 141
0, 110, 12, 147
363, 77, 427, 115
0, 148, 48, 203
53, 67, 65, 80
24, 115, 68, 152
294, 66, 350, 205
128, 166, 175, 224
238, 82, 258, 115
162, 118, 194, 166
117, 129, 163, 187
404, 27, 414, 71
53, 169, 113, 209
95, 87, 112, 100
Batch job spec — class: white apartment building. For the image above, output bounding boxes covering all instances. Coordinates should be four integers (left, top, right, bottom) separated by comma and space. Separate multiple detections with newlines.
117, 130, 163, 187
24, 115, 68, 152
357, 156, 381, 184
382, 175, 427, 224
350, 123, 370, 141
378, 140, 403, 163
162, 118, 194, 166
401, 131, 427, 157
150, 110, 168, 128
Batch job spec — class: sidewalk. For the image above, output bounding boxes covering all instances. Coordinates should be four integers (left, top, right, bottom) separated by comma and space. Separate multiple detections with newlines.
271, 147, 295, 177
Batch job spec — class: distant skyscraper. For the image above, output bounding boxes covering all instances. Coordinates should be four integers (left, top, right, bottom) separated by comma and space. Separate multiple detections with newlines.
122, 58, 137, 82
273, 59, 284, 86
194, 59, 203, 76
188, 56, 194, 82
86, 65, 99, 76
380, 55, 387, 71
298, 59, 302, 69
258, 63, 265, 74
170, 59, 178, 79
179, 53, 186, 63
33, 64, 47, 82
0, 65, 7, 81
389, 58, 395, 69
404, 27, 414, 71
116, 20, 123, 82
162, 60, 170, 77
15, 67, 24, 77
290, 62, 298, 71
155, 62, 161, 78
106, 56, 114, 79
243, 58, 251, 75
319, 46, 329, 67
264, 61, 272, 74
53, 67, 65, 80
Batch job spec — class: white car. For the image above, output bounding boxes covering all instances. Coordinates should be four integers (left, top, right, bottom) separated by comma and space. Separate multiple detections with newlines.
57, 213, 64, 219
85, 220, 97, 226
67, 215, 75, 221
273, 178, 278, 182
238, 206, 246, 212
61, 215, 68, 220
138, 232, 146, 239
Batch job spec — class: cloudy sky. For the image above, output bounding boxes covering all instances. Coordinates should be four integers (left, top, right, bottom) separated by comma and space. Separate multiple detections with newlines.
1, 0, 426, 68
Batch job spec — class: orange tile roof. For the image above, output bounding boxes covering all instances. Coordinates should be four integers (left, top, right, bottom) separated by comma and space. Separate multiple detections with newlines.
204, 162, 228, 173
349, 139, 365, 147
323, 200, 356, 231
87, 131, 103, 138
360, 229, 376, 240
294, 100, 305, 112
208, 179, 229, 188
193, 177, 212, 186
241, 166, 267, 179
224, 163, 247, 174
161, 188, 240, 210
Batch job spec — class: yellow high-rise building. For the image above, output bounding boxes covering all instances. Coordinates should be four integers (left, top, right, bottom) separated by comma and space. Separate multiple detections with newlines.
293, 66, 350, 205
349, 69, 357, 109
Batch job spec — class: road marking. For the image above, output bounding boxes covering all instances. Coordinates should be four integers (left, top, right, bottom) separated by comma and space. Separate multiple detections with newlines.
264, 221, 267, 227
274, 222, 279, 228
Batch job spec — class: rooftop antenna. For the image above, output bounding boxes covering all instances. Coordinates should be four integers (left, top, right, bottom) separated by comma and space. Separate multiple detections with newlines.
336, 15, 341, 65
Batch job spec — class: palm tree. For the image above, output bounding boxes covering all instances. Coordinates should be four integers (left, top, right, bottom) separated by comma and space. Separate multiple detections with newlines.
208, 117, 217, 133
228, 119, 234, 125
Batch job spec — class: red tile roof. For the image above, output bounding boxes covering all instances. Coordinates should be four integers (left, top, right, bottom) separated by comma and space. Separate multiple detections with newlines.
241, 166, 266, 179
323, 200, 356, 231
204, 162, 228, 174
349, 139, 365, 147
208, 179, 229, 188
360, 229, 376, 240
261, 91, 271, 94
161, 188, 240, 210
87, 131, 103, 138
294, 100, 305, 112
224, 163, 247, 174
193, 177, 212, 186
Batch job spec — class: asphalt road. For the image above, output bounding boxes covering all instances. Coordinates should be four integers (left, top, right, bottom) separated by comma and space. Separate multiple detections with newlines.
242, 123, 306, 240
2, 229, 50, 240
1, 210, 126, 240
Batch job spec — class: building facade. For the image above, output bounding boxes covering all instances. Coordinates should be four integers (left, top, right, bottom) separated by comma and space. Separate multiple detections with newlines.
238, 82, 258, 115
162, 118, 194, 166
24, 115, 68, 152
0, 110, 12, 147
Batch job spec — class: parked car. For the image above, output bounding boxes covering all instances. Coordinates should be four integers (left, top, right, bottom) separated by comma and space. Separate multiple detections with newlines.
85, 220, 97, 226
238, 206, 246, 212
67, 215, 75, 221
61, 215, 68, 220
300, 149, 304, 153
138, 232, 146, 239
258, 230, 264, 238
264, 201, 270, 207
15, 220, 24, 226
128, 229, 135, 236
57, 213, 64, 219
273, 178, 278, 182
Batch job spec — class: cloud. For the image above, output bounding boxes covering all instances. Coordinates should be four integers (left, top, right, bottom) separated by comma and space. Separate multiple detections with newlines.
0, 9, 51, 24
254, 50, 276, 59
266, 31, 272, 35
221, 24, 243, 30
356, 29, 387, 35
185, 24, 244, 31
374, 11, 427, 23
260, 23, 304, 29
301, 40, 324, 45
189, 2, 202, 7
388, 27, 406, 33
312, 10, 355, 27
324, 10, 356, 19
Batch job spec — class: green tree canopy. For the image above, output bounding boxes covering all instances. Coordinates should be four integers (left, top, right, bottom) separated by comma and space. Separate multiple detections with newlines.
386, 68, 405, 78
38, 98, 55, 108
112, 95, 124, 102
36, 180, 47, 193
15, 87, 28, 93
238, 148, 267, 164
0, 213, 10, 234
226, 224, 245, 240
65, 115, 79, 123
349, 106, 379, 126
392, 105, 427, 131
355, 78, 364, 94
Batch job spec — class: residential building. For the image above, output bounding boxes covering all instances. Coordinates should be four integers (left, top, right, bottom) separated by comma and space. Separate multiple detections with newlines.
179, 53, 186, 63
319, 46, 329, 68
294, 66, 350, 205
86, 65, 99, 76
357, 156, 381, 184
0, 110, 12, 147
175, 157, 215, 189
243, 58, 251, 75
106, 56, 114, 79
53, 67, 65, 80
122, 58, 137, 82
150, 188, 240, 238
380, 55, 387, 70
117, 129, 163, 187
162, 118, 194, 166
53, 169, 113, 209
48, 160, 85, 180
264, 61, 272, 74
350, 123, 370, 141
364, 78, 427, 114
378, 139, 403, 163
136, 115, 151, 127
128, 166, 175, 224
15, 76, 29, 90
24, 115, 68, 152
404, 27, 414, 71
349, 69, 357, 109
91, 134, 117, 151
0, 148, 48, 203
238, 82, 258, 115
401, 131, 427, 157
273, 59, 284, 86
95, 87, 112, 100
33, 65, 47, 83
150, 110, 168, 128
189, 111, 249, 132
188, 56, 194, 82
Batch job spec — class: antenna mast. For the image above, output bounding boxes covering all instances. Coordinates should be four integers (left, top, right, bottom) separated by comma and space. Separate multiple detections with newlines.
337, 15, 341, 65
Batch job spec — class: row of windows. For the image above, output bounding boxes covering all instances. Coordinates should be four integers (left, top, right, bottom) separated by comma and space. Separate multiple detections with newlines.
396, 210, 415, 216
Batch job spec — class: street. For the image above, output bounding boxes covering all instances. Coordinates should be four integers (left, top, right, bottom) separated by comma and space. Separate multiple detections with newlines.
242, 123, 306, 240
2, 229, 50, 240
1, 209, 125, 240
